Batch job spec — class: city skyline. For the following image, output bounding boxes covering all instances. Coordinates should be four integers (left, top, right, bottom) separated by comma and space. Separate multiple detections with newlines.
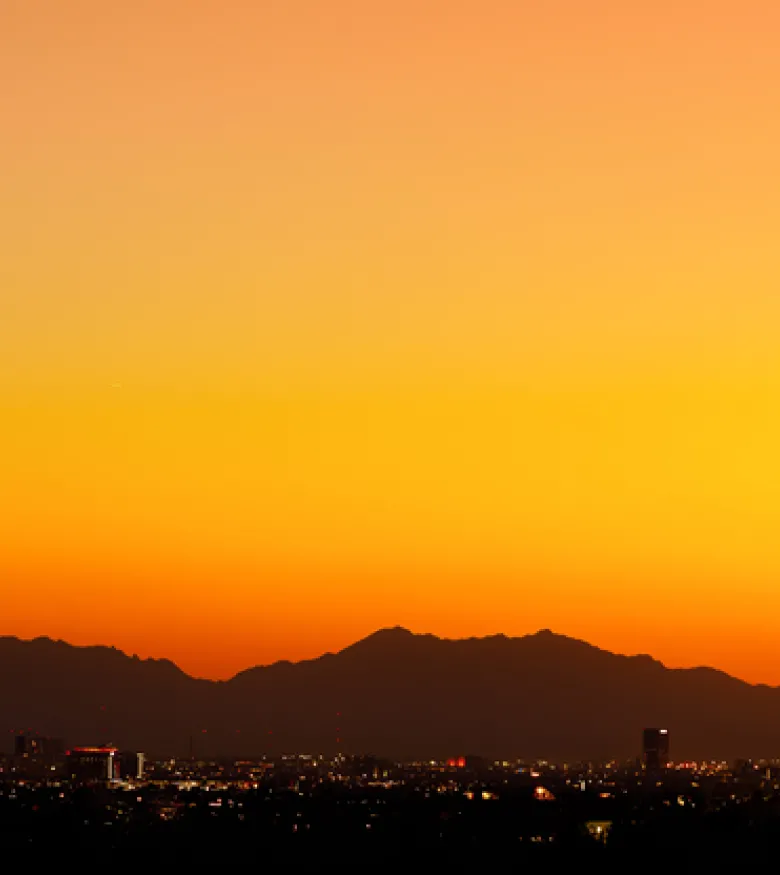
3, 1, 780, 684
6, 746, 775, 867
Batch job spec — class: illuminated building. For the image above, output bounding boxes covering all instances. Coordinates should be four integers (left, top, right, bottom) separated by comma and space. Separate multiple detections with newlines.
585, 820, 612, 844
119, 750, 146, 780
642, 728, 670, 770
67, 747, 119, 783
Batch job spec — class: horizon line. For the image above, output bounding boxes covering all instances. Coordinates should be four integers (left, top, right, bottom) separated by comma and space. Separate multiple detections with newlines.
1, 626, 768, 690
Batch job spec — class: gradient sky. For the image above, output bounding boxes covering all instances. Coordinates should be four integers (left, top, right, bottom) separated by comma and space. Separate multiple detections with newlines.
3, 0, 780, 682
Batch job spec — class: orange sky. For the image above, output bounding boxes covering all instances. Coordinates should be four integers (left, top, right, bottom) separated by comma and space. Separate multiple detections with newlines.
2, 0, 780, 682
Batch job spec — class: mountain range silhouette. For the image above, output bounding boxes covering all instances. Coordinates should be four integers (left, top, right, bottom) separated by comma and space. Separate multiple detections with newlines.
2, 627, 777, 761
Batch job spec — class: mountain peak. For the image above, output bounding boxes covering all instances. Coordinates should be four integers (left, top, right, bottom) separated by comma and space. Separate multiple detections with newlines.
370, 625, 416, 640
339, 626, 419, 654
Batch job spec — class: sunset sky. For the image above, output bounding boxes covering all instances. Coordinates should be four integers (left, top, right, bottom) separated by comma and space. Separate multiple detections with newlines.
3, 0, 780, 682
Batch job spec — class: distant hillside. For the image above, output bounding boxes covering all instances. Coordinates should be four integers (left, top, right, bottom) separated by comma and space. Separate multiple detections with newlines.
1, 629, 778, 761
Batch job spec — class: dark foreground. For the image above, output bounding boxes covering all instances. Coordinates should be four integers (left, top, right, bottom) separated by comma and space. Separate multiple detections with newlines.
3, 783, 780, 871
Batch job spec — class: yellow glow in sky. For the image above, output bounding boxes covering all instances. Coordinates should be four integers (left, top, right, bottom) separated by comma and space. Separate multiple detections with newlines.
2, 0, 780, 682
